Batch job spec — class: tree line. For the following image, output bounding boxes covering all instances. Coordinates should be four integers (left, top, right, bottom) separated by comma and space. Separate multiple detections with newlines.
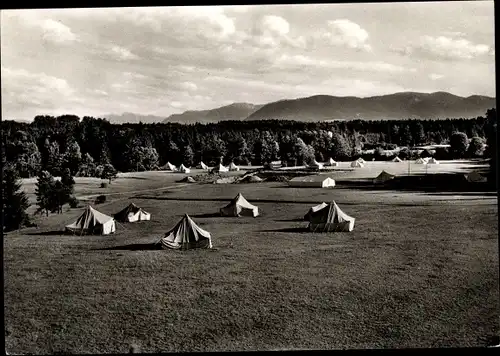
2, 108, 496, 179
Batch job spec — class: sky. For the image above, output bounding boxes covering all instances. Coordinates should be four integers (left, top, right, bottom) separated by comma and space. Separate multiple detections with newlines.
1, 2, 496, 121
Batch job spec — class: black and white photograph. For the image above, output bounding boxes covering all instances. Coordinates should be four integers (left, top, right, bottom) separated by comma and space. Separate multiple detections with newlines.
1, 1, 498, 354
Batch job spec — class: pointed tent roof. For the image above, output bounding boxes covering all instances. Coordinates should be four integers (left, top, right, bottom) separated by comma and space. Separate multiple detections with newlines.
351, 160, 364, 167
114, 203, 150, 222
427, 157, 439, 164
65, 205, 116, 234
167, 162, 177, 171
328, 158, 337, 165
306, 201, 355, 232
200, 161, 209, 170
304, 202, 328, 221
218, 163, 229, 172
220, 193, 259, 217
415, 158, 427, 164
158, 214, 212, 250
179, 176, 196, 183
228, 162, 240, 171
357, 158, 366, 164
373, 170, 396, 184
179, 164, 190, 173
392, 156, 403, 162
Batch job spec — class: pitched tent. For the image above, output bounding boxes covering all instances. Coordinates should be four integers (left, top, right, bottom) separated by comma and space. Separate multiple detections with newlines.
357, 158, 366, 164
306, 201, 355, 232
114, 203, 151, 222
326, 158, 338, 166
239, 175, 263, 183
218, 163, 229, 172
178, 164, 191, 173
351, 160, 364, 168
158, 214, 212, 250
167, 162, 177, 171
415, 158, 427, 164
65, 205, 116, 235
179, 176, 196, 183
199, 161, 209, 170
465, 171, 487, 183
392, 156, 403, 162
427, 158, 439, 164
228, 162, 240, 171
373, 170, 396, 184
304, 202, 328, 221
308, 160, 324, 169
288, 175, 336, 188
220, 193, 259, 217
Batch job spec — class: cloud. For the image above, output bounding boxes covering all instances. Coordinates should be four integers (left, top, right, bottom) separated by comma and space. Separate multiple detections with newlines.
40, 19, 77, 44
395, 35, 492, 60
275, 54, 411, 73
320, 19, 372, 51
110, 46, 139, 61
180, 82, 198, 91
429, 73, 444, 80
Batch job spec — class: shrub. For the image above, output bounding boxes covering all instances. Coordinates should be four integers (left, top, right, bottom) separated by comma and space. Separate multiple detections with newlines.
68, 196, 80, 208
100, 182, 108, 188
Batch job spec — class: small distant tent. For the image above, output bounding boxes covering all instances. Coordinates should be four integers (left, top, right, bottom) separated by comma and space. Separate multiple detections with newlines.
288, 176, 336, 188
218, 163, 229, 172
326, 158, 338, 166
220, 193, 259, 217
198, 161, 209, 170
465, 171, 487, 183
228, 162, 240, 171
65, 205, 116, 235
373, 170, 396, 184
357, 158, 366, 164
306, 201, 355, 232
392, 156, 403, 162
158, 214, 212, 250
351, 160, 364, 168
114, 203, 151, 222
167, 162, 177, 171
427, 158, 439, 164
304, 202, 328, 221
239, 175, 263, 183
179, 176, 196, 183
308, 160, 324, 169
415, 158, 427, 164
178, 164, 191, 173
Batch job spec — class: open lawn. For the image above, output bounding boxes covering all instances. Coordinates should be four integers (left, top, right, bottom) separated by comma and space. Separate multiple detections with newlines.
4, 160, 498, 353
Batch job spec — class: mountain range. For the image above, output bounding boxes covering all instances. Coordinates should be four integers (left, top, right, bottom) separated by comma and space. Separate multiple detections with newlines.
104, 91, 496, 124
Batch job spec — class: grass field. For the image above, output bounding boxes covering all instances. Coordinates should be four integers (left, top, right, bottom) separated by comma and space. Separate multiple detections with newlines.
4, 160, 498, 353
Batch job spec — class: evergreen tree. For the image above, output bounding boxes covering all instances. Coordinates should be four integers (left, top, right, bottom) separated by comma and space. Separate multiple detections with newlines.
2, 164, 31, 232
183, 145, 194, 167
449, 132, 469, 158
61, 168, 76, 205
35, 170, 55, 217
101, 163, 118, 184
62, 141, 82, 175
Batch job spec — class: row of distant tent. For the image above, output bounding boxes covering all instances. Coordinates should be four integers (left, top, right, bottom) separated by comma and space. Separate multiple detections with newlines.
308, 156, 440, 170
64, 194, 355, 250
160, 162, 241, 173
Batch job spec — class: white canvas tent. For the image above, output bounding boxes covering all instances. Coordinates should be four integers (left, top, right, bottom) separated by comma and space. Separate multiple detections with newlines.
351, 160, 364, 168
178, 164, 191, 173
326, 158, 338, 166
357, 158, 366, 164
373, 170, 396, 184
65, 205, 116, 235
427, 158, 439, 164
392, 156, 403, 162
167, 162, 177, 171
198, 161, 209, 170
288, 175, 336, 188
304, 202, 328, 221
415, 158, 427, 164
217, 163, 229, 172
465, 171, 487, 183
306, 200, 355, 232
228, 162, 240, 171
114, 203, 151, 222
220, 193, 259, 217
308, 160, 324, 169
158, 214, 212, 250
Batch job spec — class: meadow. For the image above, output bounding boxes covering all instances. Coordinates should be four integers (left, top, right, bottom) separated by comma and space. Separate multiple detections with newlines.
4, 160, 498, 353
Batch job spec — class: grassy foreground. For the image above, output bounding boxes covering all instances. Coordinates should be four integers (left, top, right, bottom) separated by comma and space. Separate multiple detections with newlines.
4, 169, 499, 353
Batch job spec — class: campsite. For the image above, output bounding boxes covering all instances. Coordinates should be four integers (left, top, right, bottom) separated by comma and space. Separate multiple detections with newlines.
4, 159, 498, 353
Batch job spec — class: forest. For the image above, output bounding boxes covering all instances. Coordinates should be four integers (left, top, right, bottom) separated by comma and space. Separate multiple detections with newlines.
1, 108, 497, 179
